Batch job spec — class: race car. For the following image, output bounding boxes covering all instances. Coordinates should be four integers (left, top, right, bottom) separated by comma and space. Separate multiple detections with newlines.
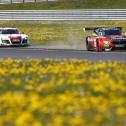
84, 27, 126, 51
0, 27, 30, 47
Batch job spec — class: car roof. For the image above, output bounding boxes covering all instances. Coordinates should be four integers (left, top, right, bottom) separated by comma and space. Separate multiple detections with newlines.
97, 28, 120, 31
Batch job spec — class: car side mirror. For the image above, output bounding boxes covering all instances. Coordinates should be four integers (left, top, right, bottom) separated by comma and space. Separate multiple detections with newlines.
20, 31, 24, 34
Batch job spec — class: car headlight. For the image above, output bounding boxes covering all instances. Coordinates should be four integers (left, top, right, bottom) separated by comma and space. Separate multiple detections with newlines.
104, 41, 109, 44
23, 37, 28, 40
103, 41, 110, 47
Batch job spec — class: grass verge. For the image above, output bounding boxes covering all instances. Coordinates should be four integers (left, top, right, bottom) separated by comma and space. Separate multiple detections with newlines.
1, 20, 126, 48
0, 0, 126, 10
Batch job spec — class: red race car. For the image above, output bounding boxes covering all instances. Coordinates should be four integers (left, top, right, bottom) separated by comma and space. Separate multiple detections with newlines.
84, 27, 126, 52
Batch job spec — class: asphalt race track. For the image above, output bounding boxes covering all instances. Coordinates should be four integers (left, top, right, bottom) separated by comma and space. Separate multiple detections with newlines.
0, 48, 126, 61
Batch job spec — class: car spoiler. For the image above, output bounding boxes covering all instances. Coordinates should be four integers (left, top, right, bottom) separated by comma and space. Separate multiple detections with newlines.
83, 27, 122, 32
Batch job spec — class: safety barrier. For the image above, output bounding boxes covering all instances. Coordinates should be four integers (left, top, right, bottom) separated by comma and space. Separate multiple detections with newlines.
0, 0, 54, 4
0, 9, 126, 20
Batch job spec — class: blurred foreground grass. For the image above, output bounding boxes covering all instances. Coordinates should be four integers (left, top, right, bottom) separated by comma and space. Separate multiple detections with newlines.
0, 59, 126, 126
1, 20, 126, 47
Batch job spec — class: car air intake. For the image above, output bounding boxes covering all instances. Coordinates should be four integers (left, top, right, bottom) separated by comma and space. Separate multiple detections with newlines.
112, 39, 126, 45
11, 38, 21, 44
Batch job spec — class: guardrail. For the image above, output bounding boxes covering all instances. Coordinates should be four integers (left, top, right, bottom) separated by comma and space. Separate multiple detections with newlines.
0, 9, 126, 20
0, 0, 54, 4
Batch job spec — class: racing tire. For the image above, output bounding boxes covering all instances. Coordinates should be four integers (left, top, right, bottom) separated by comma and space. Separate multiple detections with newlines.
86, 36, 92, 51
96, 40, 103, 52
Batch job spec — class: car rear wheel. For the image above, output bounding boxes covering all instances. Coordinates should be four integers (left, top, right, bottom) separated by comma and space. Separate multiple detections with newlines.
86, 36, 92, 51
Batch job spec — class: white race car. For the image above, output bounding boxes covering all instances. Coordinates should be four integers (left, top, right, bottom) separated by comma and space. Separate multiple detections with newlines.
0, 28, 30, 46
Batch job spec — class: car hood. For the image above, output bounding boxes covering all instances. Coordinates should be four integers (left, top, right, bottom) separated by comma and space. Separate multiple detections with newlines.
9, 34, 22, 38
106, 35, 126, 40
1, 34, 22, 37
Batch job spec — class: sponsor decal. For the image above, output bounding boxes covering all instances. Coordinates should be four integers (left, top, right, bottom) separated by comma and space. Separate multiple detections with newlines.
87, 37, 91, 42
94, 39, 96, 47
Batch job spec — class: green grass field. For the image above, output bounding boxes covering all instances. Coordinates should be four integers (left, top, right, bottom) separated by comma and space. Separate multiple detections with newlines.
1, 20, 126, 48
0, 0, 126, 10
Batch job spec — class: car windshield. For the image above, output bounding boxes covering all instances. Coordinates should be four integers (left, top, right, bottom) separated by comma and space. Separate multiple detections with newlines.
104, 30, 121, 36
2, 29, 19, 34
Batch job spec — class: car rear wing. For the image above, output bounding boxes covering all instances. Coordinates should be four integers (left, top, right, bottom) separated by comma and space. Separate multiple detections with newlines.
83, 27, 122, 32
